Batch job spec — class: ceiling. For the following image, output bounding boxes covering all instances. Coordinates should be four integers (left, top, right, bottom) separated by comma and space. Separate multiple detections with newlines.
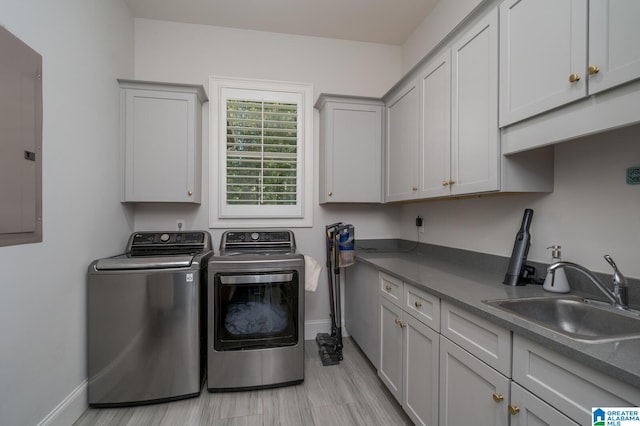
124, 0, 439, 45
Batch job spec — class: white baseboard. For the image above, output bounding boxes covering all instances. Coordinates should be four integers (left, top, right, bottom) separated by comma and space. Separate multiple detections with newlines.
304, 319, 349, 340
38, 380, 87, 426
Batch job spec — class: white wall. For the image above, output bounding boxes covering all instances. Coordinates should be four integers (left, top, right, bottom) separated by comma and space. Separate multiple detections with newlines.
401, 0, 484, 73
0, 1, 134, 425
131, 19, 402, 332
398, 124, 640, 278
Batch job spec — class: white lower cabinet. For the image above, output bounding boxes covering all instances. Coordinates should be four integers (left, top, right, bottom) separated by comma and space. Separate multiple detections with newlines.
509, 382, 578, 426
439, 336, 509, 426
404, 314, 439, 426
379, 297, 403, 401
344, 262, 380, 369
439, 301, 512, 426
378, 273, 440, 425
513, 335, 640, 425
373, 276, 640, 426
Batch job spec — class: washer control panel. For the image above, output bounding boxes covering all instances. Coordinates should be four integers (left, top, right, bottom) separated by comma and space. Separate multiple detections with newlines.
131, 232, 205, 245
221, 230, 296, 250
126, 231, 212, 255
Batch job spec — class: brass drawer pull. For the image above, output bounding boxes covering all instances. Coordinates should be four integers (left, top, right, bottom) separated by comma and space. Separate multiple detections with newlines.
492, 393, 504, 403
414, 301, 423, 308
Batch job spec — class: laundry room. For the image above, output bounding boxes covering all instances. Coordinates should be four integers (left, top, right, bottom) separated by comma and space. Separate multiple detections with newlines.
2, 0, 640, 425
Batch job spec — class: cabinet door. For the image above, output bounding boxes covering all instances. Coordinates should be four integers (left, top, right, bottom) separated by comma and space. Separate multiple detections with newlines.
319, 99, 383, 203
589, 0, 640, 95
451, 9, 499, 195
420, 51, 451, 199
385, 78, 420, 202
379, 297, 403, 402
499, 0, 588, 126
510, 382, 579, 426
404, 314, 439, 426
439, 336, 509, 426
123, 89, 198, 202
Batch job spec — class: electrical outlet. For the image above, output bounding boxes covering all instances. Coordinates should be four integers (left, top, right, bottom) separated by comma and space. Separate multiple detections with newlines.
416, 216, 425, 233
176, 219, 185, 231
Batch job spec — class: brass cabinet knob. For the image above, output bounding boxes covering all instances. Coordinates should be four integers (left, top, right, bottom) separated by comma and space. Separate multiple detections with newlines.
328, 191, 333, 197
588, 65, 600, 75
569, 73, 581, 83
492, 393, 504, 403
442, 180, 449, 186
187, 191, 193, 196
385, 285, 392, 291
411, 186, 418, 191
415, 301, 423, 308
508, 404, 520, 415
448, 179, 456, 185
395, 318, 402, 325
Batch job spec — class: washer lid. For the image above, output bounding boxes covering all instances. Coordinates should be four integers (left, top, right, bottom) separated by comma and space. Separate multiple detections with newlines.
95, 255, 194, 270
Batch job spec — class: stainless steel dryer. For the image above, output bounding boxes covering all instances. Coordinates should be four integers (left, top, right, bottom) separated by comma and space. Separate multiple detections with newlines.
208, 230, 305, 391
87, 231, 212, 407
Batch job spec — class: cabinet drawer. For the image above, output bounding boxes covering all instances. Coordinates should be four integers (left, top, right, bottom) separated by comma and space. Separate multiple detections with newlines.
404, 284, 440, 331
441, 300, 511, 376
379, 272, 403, 306
513, 335, 640, 425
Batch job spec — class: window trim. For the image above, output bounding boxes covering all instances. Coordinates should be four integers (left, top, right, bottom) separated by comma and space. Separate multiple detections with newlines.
209, 76, 314, 228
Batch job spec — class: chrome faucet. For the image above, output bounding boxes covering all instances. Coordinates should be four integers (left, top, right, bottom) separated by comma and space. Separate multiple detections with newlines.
547, 254, 629, 309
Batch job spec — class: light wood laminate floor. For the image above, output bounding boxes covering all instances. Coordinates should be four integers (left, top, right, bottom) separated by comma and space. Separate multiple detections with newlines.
75, 338, 412, 425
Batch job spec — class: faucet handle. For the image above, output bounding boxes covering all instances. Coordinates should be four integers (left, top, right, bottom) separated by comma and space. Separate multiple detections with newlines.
604, 255, 628, 287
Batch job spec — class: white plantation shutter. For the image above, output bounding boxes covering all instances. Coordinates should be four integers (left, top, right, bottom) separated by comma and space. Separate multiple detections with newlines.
210, 78, 313, 225
226, 99, 298, 206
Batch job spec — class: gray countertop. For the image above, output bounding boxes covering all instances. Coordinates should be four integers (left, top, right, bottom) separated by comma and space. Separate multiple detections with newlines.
355, 247, 640, 389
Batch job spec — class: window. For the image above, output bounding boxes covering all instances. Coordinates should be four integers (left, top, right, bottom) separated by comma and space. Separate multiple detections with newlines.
210, 77, 313, 228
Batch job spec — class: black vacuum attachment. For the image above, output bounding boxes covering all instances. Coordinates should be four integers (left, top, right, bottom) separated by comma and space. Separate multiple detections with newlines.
503, 208, 535, 286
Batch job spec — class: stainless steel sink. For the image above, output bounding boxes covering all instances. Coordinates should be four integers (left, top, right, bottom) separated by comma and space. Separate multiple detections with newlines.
483, 296, 640, 342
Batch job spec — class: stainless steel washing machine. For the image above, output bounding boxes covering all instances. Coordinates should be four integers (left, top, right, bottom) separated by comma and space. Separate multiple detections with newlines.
208, 230, 305, 391
87, 231, 212, 407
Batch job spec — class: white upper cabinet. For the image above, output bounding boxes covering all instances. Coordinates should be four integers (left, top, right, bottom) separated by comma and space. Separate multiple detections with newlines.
499, 0, 588, 127
450, 10, 499, 195
419, 9, 499, 199
420, 51, 451, 199
385, 6, 552, 202
385, 78, 420, 202
588, 0, 640, 95
119, 80, 207, 203
316, 95, 383, 203
500, 0, 640, 128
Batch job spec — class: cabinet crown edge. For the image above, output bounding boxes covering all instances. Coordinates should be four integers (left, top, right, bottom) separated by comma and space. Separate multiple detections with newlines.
117, 78, 208, 104
315, 93, 384, 110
